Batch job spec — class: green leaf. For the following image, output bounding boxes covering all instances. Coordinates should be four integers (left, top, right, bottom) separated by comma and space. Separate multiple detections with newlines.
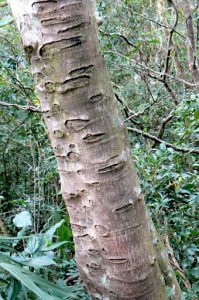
24, 236, 44, 254
42, 241, 67, 252
25, 256, 56, 267
45, 220, 65, 242
0, 263, 57, 300
7, 279, 22, 300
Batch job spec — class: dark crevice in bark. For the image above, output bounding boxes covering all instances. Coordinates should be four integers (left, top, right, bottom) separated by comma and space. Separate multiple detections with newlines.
82, 132, 106, 143
58, 75, 90, 93
97, 161, 126, 174
69, 64, 94, 76
90, 93, 104, 103
114, 203, 133, 213
58, 22, 85, 34
65, 119, 90, 131
60, 2, 82, 10
32, 0, 57, 8
39, 37, 82, 56
41, 16, 83, 26
109, 258, 128, 264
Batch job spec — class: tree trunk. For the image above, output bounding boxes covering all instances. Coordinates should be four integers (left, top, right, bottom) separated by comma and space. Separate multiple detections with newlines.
8, 1, 181, 299
181, 0, 199, 82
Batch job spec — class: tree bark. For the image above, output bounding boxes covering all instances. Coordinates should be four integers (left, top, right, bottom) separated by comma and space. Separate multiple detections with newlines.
8, 1, 180, 299
173, 0, 199, 81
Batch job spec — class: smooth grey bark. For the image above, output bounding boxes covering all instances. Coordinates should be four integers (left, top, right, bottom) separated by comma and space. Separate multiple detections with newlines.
8, 1, 181, 299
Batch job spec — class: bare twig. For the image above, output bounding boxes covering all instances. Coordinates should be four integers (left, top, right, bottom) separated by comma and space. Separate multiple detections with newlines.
162, 8, 179, 81
165, 235, 192, 290
100, 30, 142, 54
104, 50, 198, 88
0, 101, 41, 112
127, 127, 199, 154
129, 9, 185, 38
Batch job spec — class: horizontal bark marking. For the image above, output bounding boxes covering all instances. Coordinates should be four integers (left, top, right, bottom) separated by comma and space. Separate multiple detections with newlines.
39, 37, 82, 56
88, 263, 101, 270
65, 118, 90, 131
85, 181, 100, 187
32, 0, 57, 7
90, 93, 104, 103
71, 224, 86, 232
58, 75, 90, 93
58, 22, 85, 34
88, 249, 100, 256
114, 203, 133, 213
32, 1, 58, 15
64, 190, 85, 200
77, 233, 89, 238
41, 15, 82, 27
82, 132, 105, 143
69, 64, 94, 76
109, 258, 128, 264
60, 2, 82, 10
97, 161, 126, 174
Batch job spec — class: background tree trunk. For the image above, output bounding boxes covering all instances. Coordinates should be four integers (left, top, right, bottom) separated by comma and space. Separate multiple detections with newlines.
8, 1, 181, 299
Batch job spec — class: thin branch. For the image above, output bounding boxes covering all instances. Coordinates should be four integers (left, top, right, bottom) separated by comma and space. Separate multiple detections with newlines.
0, 101, 41, 113
157, 112, 174, 140
100, 30, 142, 54
104, 50, 198, 88
129, 9, 185, 38
115, 93, 143, 128
162, 7, 179, 81
127, 127, 199, 154
165, 235, 192, 290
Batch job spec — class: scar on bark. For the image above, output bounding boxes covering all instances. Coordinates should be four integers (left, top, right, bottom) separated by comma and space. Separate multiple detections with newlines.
65, 118, 90, 131
90, 93, 104, 103
32, 0, 57, 8
54, 130, 64, 138
98, 161, 126, 174
52, 103, 60, 113
114, 203, 133, 213
58, 22, 85, 34
69, 65, 94, 76
39, 37, 82, 56
57, 75, 90, 93
71, 224, 86, 232
109, 258, 128, 264
65, 190, 86, 201
82, 133, 105, 143
67, 152, 79, 161
95, 225, 110, 237
41, 16, 83, 27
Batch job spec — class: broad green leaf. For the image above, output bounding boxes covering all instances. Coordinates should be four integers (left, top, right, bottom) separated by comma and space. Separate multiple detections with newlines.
25, 256, 56, 267
0, 263, 57, 300
42, 241, 67, 252
45, 220, 65, 242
